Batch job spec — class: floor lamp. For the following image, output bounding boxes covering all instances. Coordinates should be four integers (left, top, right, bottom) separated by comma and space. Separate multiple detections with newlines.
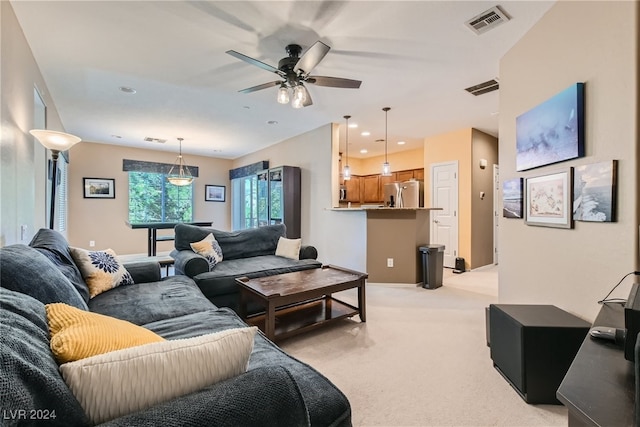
29, 130, 81, 229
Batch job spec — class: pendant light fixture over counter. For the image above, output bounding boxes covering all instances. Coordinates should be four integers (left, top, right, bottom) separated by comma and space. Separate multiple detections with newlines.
343, 115, 351, 181
167, 137, 194, 186
381, 107, 392, 176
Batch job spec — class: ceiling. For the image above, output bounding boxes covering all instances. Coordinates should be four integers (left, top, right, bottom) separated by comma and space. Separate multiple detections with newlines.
11, 1, 555, 160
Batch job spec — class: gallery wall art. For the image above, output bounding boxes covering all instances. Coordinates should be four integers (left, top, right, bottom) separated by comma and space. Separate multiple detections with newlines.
573, 160, 617, 222
525, 169, 573, 229
503, 178, 523, 218
516, 83, 585, 171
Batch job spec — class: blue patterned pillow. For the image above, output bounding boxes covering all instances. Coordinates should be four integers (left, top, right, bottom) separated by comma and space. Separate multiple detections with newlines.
190, 233, 224, 271
69, 247, 134, 298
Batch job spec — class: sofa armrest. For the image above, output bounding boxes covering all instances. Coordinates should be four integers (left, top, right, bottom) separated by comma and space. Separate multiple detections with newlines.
99, 366, 310, 427
170, 249, 209, 278
122, 261, 161, 284
299, 245, 318, 260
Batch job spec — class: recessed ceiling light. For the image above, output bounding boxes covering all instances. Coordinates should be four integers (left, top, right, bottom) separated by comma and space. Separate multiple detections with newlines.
360, 149, 368, 154
118, 86, 136, 94
490, 111, 499, 116
397, 141, 406, 145
111, 134, 122, 139
361, 131, 370, 136
267, 120, 278, 125
243, 106, 251, 109
349, 123, 358, 128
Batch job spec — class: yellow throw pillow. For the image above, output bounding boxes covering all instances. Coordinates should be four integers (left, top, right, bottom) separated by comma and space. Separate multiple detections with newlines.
70, 247, 134, 298
190, 233, 223, 270
46, 303, 165, 364
275, 236, 301, 260
60, 327, 257, 424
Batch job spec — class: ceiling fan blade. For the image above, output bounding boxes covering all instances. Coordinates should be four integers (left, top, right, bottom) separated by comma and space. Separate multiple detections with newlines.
293, 41, 330, 75
302, 86, 313, 107
226, 50, 283, 76
307, 76, 362, 89
239, 81, 282, 94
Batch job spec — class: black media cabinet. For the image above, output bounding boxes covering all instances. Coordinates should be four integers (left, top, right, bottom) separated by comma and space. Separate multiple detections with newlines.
489, 304, 590, 404
557, 303, 635, 426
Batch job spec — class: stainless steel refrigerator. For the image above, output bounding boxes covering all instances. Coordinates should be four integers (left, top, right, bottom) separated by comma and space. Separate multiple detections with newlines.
383, 180, 423, 208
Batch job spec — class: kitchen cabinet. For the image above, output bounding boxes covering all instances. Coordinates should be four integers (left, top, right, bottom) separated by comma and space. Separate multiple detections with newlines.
414, 169, 424, 180
362, 175, 381, 203
344, 176, 361, 202
396, 170, 415, 182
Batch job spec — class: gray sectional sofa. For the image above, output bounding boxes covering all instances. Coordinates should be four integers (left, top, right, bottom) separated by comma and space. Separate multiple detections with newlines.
171, 224, 322, 313
0, 228, 351, 426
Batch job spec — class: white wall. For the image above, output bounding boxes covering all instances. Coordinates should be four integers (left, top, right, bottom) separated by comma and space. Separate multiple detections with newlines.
233, 124, 367, 272
498, 1, 639, 321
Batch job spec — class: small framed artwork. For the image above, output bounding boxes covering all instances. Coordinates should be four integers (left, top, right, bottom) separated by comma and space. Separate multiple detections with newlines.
573, 160, 618, 222
503, 178, 523, 218
205, 185, 225, 202
525, 169, 573, 229
83, 178, 115, 199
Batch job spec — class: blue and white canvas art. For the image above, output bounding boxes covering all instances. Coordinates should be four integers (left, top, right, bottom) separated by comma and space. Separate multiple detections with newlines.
573, 160, 617, 222
503, 178, 523, 218
516, 83, 584, 171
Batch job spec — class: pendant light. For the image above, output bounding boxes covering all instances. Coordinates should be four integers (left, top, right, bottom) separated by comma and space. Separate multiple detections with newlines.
277, 84, 290, 104
167, 137, 194, 186
381, 107, 392, 176
343, 115, 352, 181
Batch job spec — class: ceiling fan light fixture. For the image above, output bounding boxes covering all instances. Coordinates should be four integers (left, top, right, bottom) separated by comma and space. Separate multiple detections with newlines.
277, 84, 289, 104
293, 85, 306, 103
167, 137, 194, 186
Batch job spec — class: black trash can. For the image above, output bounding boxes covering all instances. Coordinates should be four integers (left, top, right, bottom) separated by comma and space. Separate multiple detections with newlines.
418, 244, 445, 289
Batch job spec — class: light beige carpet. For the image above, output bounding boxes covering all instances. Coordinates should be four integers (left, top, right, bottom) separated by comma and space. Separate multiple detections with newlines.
280, 267, 567, 427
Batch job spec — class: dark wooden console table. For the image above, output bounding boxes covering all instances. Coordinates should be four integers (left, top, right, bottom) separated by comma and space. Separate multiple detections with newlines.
557, 303, 635, 427
126, 221, 212, 256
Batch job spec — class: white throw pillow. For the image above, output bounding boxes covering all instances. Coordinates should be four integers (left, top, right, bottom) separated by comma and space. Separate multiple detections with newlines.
60, 327, 257, 424
190, 233, 223, 270
275, 237, 301, 260
69, 247, 134, 298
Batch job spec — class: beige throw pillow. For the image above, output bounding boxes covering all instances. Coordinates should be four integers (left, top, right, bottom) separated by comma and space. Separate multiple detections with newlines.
60, 327, 257, 424
275, 237, 301, 260
69, 247, 133, 298
190, 233, 224, 270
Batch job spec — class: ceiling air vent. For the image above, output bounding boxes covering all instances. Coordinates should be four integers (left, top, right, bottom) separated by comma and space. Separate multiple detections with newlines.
465, 79, 499, 96
144, 137, 167, 143
465, 6, 510, 35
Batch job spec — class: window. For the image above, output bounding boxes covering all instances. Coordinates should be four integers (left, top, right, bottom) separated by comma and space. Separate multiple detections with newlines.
128, 172, 193, 223
231, 175, 257, 230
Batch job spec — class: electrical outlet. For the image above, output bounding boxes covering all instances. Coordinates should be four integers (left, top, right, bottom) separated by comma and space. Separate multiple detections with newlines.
89, 240, 95, 247
387, 258, 394, 268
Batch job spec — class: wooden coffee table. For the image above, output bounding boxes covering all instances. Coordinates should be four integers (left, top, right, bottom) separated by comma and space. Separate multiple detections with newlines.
236, 265, 367, 341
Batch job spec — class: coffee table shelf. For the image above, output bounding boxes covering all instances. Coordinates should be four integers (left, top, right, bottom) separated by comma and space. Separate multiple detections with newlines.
245, 296, 359, 341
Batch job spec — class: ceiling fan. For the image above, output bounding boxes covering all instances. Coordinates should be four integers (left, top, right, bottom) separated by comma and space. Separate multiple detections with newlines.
226, 41, 362, 108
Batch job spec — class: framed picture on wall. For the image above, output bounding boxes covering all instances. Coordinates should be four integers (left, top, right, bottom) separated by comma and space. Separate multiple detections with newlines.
573, 160, 617, 222
525, 169, 573, 228
83, 178, 115, 199
503, 178, 523, 218
205, 185, 225, 202
516, 83, 585, 171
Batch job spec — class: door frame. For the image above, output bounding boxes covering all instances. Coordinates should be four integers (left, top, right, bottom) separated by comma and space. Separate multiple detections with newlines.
493, 164, 499, 265
430, 161, 459, 268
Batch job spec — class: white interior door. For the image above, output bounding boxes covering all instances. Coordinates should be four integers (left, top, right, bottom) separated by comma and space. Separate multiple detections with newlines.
430, 161, 458, 268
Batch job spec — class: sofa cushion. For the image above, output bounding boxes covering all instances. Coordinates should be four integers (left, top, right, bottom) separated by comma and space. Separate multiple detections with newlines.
190, 233, 224, 270
60, 327, 256, 425
194, 255, 322, 297
275, 236, 301, 260
70, 247, 134, 298
88, 276, 216, 326
175, 223, 286, 260
0, 288, 89, 426
29, 228, 91, 304
46, 303, 165, 364
0, 244, 88, 310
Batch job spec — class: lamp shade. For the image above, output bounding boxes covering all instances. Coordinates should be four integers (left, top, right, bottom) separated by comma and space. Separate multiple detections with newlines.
29, 130, 81, 152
